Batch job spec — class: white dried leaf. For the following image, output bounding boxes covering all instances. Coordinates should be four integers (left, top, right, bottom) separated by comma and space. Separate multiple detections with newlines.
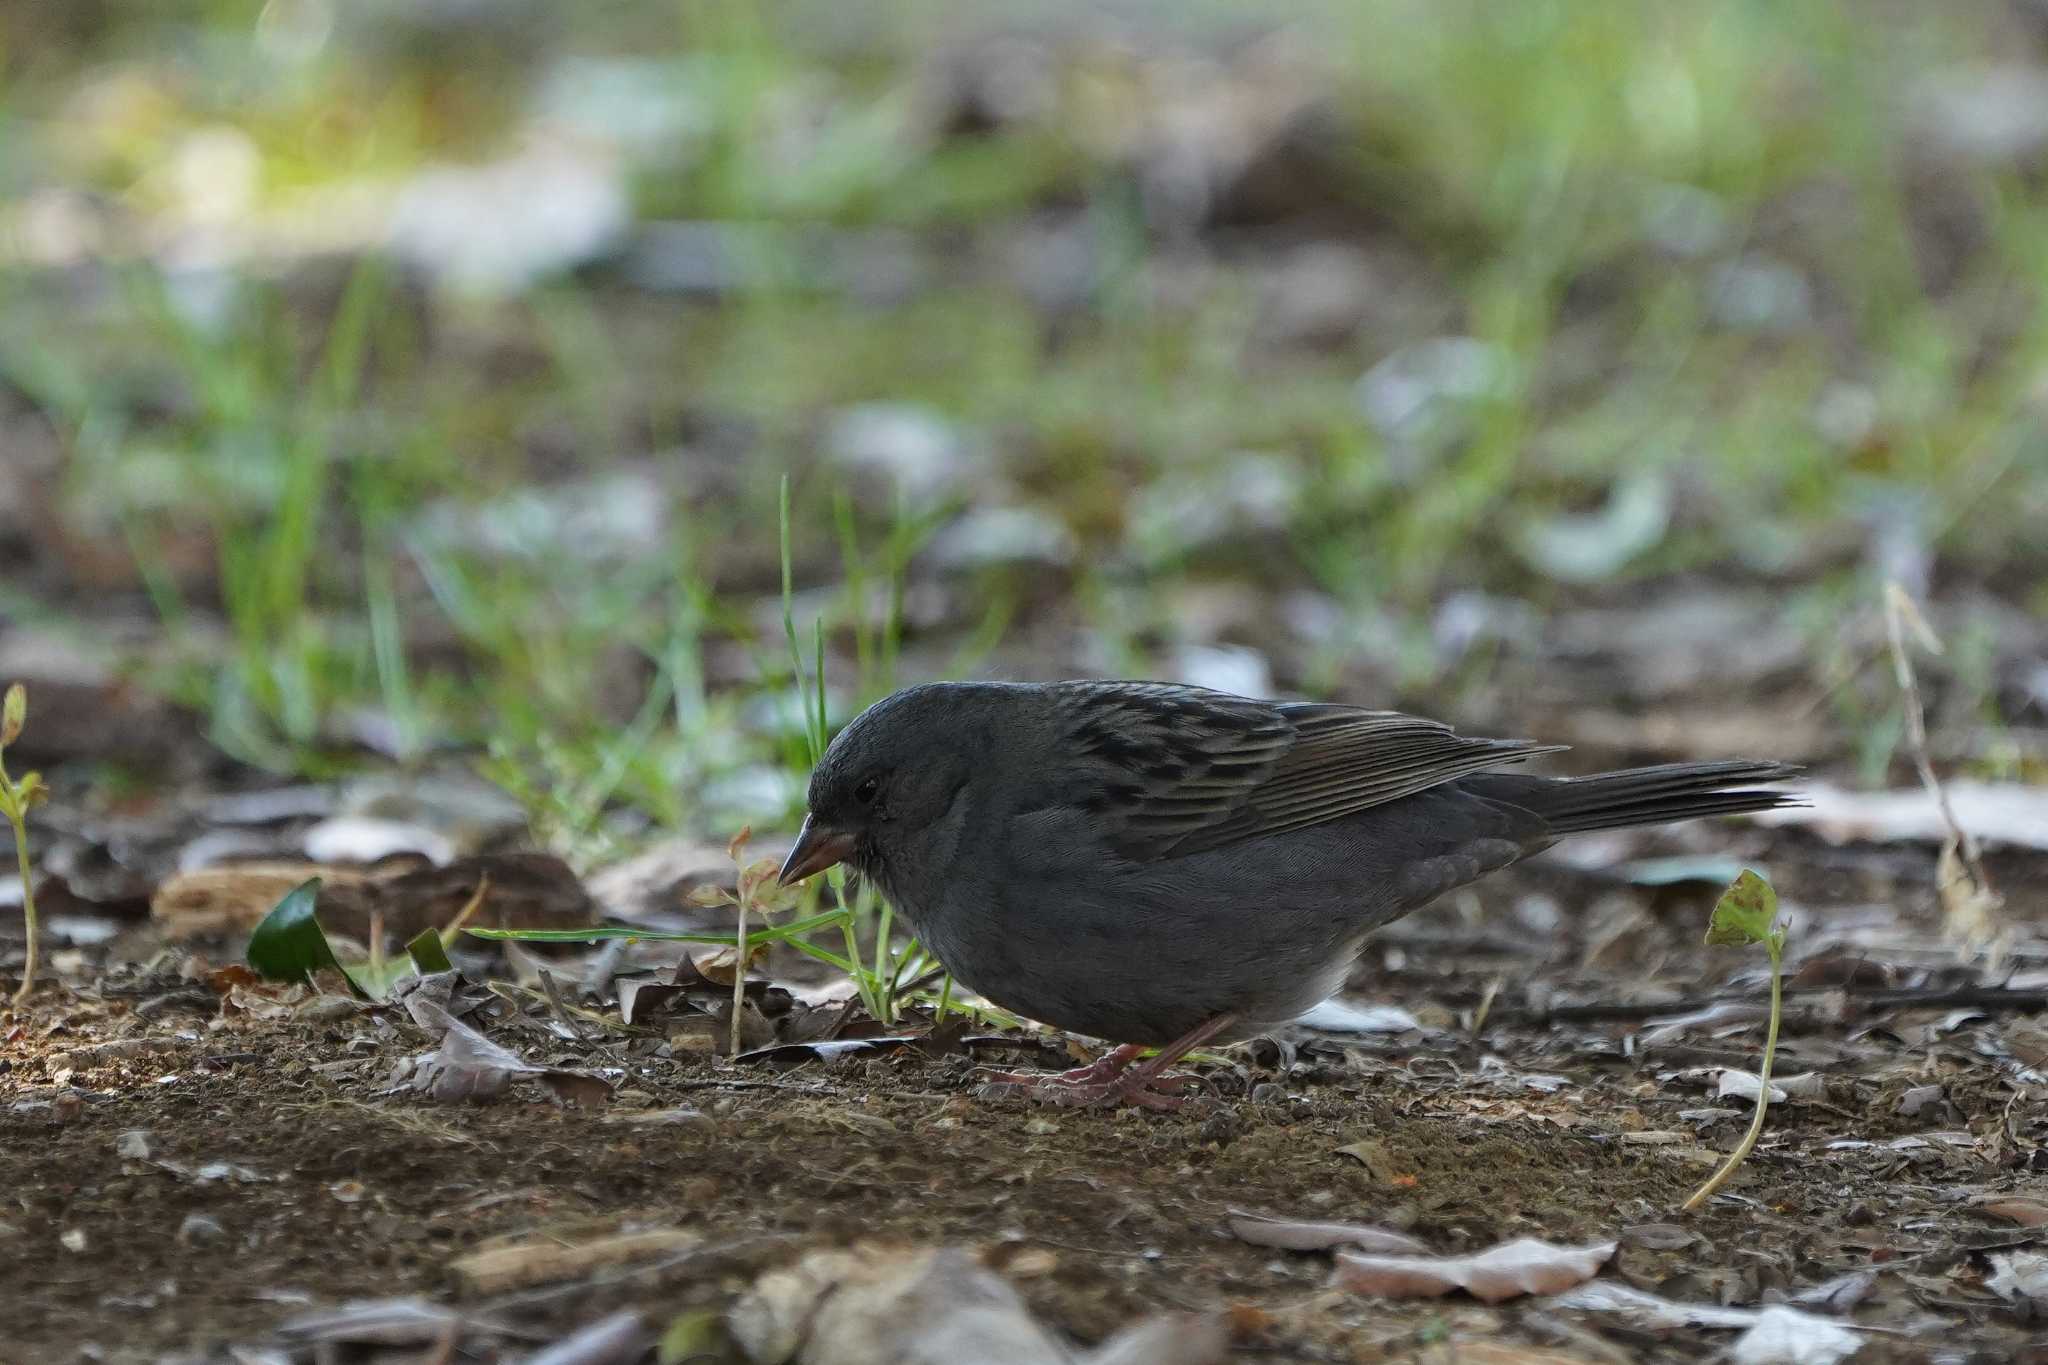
1987, 1251, 2048, 1307
1229, 1211, 1430, 1255
1729, 1306, 1861, 1365
1333, 1236, 1614, 1303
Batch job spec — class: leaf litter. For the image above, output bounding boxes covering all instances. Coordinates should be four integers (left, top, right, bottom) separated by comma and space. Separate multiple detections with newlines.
8, 613, 2048, 1361
10, 775, 2048, 1363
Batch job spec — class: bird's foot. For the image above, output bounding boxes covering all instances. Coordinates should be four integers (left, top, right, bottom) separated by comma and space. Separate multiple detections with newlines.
981, 1043, 1145, 1095
995, 1047, 1146, 1088
978, 1066, 1210, 1111
977, 1017, 1237, 1112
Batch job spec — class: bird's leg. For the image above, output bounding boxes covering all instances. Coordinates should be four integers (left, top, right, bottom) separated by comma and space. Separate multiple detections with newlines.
981, 1015, 1237, 1111
981, 1042, 1145, 1092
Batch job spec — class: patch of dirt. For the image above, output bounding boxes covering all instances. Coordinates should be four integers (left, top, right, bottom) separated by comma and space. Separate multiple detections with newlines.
7, 830, 2047, 1365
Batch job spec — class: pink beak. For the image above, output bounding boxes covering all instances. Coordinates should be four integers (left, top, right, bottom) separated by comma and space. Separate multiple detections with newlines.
778, 815, 857, 886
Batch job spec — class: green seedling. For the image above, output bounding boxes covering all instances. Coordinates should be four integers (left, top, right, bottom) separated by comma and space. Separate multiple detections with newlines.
1681, 869, 1789, 1213
246, 876, 480, 998
778, 475, 952, 1026
476, 483, 961, 1034
2, 683, 50, 1006
686, 826, 804, 1054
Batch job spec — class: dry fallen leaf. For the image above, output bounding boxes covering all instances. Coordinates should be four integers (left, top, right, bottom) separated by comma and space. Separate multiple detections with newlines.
1332, 1236, 1615, 1303
402, 997, 610, 1106
1976, 1197, 2048, 1228
727, 1244, 1229, 1365
1228, 1210, 1430, 1255
693, 942, 771, 986
1084, 1312, 1229, 1365
1986, 1250, 2048, 1309
152, 862, 372, 939
451, 1227, 700, 1294
728, 1245, 1068, 1365
1728, 1305, 1860, 1365
1557, 1280, 1863, 1352
1621, 1223, 1699, 1251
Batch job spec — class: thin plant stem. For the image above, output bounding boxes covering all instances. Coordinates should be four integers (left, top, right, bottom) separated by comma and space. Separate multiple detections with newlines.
1682, 938, 1783, 1212
6, 801, 35, 1006
0, 716, 36, 1005
730, 898, 748, 1057
872, 897, 895, 1020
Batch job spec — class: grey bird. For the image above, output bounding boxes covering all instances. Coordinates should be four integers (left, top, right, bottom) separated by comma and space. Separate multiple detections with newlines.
779, 680, 1799, 1108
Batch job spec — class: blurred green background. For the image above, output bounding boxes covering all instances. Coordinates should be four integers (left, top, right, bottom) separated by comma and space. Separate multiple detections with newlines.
1, 0, 2043, 858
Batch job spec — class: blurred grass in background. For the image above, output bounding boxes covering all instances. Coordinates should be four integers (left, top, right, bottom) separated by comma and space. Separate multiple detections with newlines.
0, 0, 2043, 858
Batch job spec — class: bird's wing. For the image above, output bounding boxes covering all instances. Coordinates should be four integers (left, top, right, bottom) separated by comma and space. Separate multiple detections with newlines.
1047, 681, 1563, 861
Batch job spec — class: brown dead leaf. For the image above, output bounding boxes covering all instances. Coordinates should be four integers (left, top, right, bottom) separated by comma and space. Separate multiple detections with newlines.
450, 1227, 700, 1293
1228, 1210, 1430, 1255
538, 1071, 616, 1108
617, 977, 690, 1025
1976, 1197, 2048, 1228
692, 942, 770, 986
1333, 1236, 1616, 1303
204, 963, 265, 994
1332, 1138, 1403, 1181
2005, 1021, 2048, 1070
153, 862, 372, 939
153, 852, 591, 943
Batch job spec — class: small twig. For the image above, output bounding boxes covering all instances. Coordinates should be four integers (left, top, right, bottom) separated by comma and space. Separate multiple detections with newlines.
1883, 583, 2002, 939
537, 968, 590, 1041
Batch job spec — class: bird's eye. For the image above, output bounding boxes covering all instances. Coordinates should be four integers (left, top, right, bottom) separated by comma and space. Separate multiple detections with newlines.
853, 776, 881, 805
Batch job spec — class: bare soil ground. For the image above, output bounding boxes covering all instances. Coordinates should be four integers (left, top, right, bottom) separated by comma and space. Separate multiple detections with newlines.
7, 825, 2047, 1363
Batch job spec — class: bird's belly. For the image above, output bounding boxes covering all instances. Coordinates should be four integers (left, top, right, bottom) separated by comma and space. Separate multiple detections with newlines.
899, 867, 1375, 1047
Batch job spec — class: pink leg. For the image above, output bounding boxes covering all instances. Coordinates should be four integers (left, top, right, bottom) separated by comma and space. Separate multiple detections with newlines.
981, 1016, 1236, 1111
982, 1042, 1146, 1091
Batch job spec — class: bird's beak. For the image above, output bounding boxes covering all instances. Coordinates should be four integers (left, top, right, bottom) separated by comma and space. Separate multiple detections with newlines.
778, 815, 856, 887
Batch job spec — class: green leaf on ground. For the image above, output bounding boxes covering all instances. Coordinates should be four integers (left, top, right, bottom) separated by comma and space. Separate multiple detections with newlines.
246, 878, 353, 988
405, 927, 455, 974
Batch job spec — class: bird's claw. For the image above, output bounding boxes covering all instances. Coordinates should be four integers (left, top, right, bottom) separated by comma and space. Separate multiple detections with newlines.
977, 1066, 1213, 1112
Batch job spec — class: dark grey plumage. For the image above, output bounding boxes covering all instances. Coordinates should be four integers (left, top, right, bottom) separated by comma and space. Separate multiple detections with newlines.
788, 680, 1799, 1048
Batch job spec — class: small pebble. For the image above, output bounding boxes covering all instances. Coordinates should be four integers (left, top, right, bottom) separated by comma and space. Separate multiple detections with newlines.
178, 1214, 227, 1245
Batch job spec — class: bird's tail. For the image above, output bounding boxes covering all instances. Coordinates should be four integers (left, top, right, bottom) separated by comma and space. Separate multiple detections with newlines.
1472, 760, 1802, 835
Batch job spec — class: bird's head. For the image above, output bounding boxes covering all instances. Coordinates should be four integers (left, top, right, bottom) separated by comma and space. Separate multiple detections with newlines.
777, 682, 1013, 888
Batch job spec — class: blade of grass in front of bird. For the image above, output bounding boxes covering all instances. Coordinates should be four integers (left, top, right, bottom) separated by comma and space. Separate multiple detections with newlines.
465, 907, 851, 946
